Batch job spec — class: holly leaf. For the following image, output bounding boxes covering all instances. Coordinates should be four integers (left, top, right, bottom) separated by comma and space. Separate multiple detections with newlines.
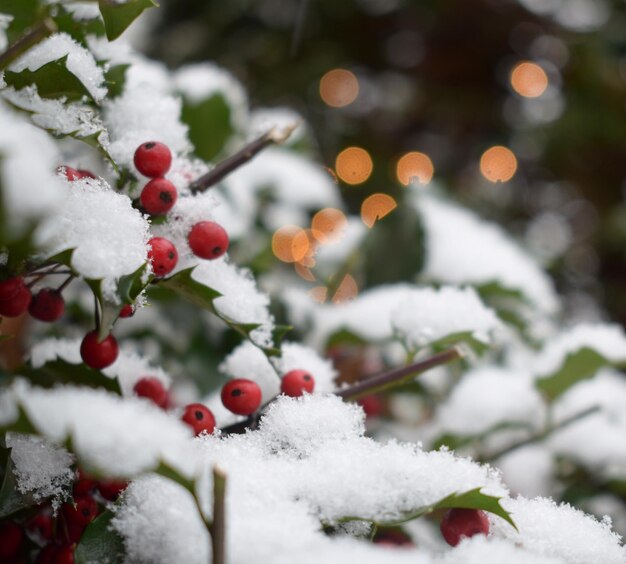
4, 55, 93, 102
181, 94, 234, 161
117, 263, 151, 304
104, 63, 129, 99
154, 461, 195, 495
0, 456, 32, 518
428, 331, 491, 356
75, 511, 124, 564
98, 0, 158, 41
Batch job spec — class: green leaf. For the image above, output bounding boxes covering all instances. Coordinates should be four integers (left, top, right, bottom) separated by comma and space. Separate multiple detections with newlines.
1, 0, 42, 44
535, 347, 621, 401
4, 55, 94, 102
117, 264, 151, 304
98, 0, 158, 41
181, 94, 234, 161
325, 328, 368, 349
272, 325, 292, 347
0, 456, 32, 518
75, 511, 124, 564
104, 63, 129, 99
20, 359, 122, 395
0, 405, 38, 435
154, 461, 195, 494
45, 248, 75, 269
428, 331, 491, 356
161, 268, 222, 312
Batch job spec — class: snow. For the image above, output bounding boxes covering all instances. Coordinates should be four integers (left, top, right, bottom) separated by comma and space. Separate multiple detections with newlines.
37, 178, 150, 301
6, 433, 74, 509
8, 32, 107, 102
248, 107, 307, 144
413, 191, 559, 315
532, 323, 626, 378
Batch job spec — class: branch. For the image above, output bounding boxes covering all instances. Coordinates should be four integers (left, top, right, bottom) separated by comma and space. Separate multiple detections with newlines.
485, 405, 601, 461
209, 466, 227, 564
0, 18, 57, 71
188, 125, 299, 193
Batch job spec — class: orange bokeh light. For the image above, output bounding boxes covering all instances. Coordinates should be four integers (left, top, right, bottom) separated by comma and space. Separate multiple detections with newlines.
510, 61, 548, 98
310, 286, 328, 304
396, 152, 434, 185
332, 274, 358, 304
319, 69, 359, 108
480, 146, 518, 183
360, 193, 398, 228
335, 147, 373, 185
294, 262, 316, 281
311, 208, 348, 244
272, 226, 310, 263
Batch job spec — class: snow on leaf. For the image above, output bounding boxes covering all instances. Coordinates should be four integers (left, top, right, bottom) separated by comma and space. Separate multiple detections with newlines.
98, 0, 158, 41
75, 511, 124, 564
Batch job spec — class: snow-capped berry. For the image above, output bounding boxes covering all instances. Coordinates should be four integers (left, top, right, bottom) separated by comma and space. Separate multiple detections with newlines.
140, 178, 178, 215
29, 289, 65, 322
97, 479, 128, 501
133, 377, 169, 409
134, 142, 172, 178
0, 284, 32, 317
58, 166, 94, 181
440, 508, 490, 546
0, 276, 25, 301
0, 521, 23, 560
181, 403, 216, 435
119, 304, 135, 318
188, 221, 229, 260
221, 379, 262, 415
62, 495, 98, 528
280, 369, 315, 397
147, 237, 178, 277
77, 169, 96, 179
80, 331, 119, 369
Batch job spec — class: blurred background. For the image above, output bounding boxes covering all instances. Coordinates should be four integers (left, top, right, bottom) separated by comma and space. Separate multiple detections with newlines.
142, 0, 626, 327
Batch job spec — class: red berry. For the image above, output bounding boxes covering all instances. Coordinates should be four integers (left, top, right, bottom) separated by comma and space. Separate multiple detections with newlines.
97, 478, 128, 501
29, 289, 65, 322
221, 379, 262, 415
0, 285, 32, 317
36, 545, 58, 564
76, 169, 96, 179
440, 508, 490, 547
181, 403, 216, 436
119, 304, 135, 318
58, 166, 80, 181
140, 178, 178, 215
54, 545, 74, 564
357, 395, 384, 418
62, 495, 98, 528
0, 521, 23, 560
147, 237, 178, 277
0, 277, 24, 301
80, 331, 119, 369
73, 469, 97, 496
188, 221, 229, 260
280, 369, 315, 397
133, 377, 169, 409
27, 513, 53, 541
134, 142, 172, 178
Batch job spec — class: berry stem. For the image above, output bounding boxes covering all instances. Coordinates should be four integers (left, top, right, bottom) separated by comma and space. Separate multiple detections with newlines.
188, 125, 299, 193
210, 466, 227, 564
0, 17, 57, 71
94, 294, 100, 333
25, 264, 61, 288
483, 404, 601, 462
56, 275, 75, 293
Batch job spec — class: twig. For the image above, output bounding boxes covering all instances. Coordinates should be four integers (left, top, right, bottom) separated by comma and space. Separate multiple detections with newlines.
56, 275, 75, 293
0, 18, 57, 71
210, 466, 227, 564
485, 405, 601, 461
25, 264, 61, 288
188, 126, 299, 193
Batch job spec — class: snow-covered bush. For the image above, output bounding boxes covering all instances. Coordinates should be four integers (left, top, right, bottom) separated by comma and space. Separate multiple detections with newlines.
0, 2, 624, 563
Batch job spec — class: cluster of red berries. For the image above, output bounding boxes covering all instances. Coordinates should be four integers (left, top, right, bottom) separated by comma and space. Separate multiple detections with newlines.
0, 276, 65, 321
0, 470, 127, 563
133, 141, 230, 277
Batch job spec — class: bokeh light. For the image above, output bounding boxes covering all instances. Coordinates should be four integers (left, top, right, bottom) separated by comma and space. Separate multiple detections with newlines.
510, 61, 549, 98
332, 274, 359, 303
294, 262, 316, 281
396, 151, 434, 185
309, 286, 328, 304
272, 226, 310, 263
480, 146, 518, 183
311, 208, 348, 243
335, 147, 373, 185
361, 193, 398, 228
319, 69, 359, 108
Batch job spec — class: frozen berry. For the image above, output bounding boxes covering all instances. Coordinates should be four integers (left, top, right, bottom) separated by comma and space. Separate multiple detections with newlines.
221, 379, 262, 415
0, 277, 24, 301
140, 178, 178, 215
97, 478, 128, 501
54, 545, 74, 564
0, 285, 32, 317
58, 166, 94, 181
147, 237, 178, 277
26, 513, 53, 542
181, 403, 216, 436
119, 304, 135, 318
0, 521, 23, 560
62, 495, 98, 528
280, 369, 315, 397
188, 221, 229, 260
29, 289, 65, 322
134, 142, 172, 178
76, 169, 96, 179
440, 508, 490, 547
133, 377, 169, 409
80, 331, 119, 369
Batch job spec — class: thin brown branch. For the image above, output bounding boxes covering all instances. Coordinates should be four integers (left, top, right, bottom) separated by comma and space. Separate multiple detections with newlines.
188, 125, 299, 193
210, 466, 227, 564
0, 18, 57, 71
